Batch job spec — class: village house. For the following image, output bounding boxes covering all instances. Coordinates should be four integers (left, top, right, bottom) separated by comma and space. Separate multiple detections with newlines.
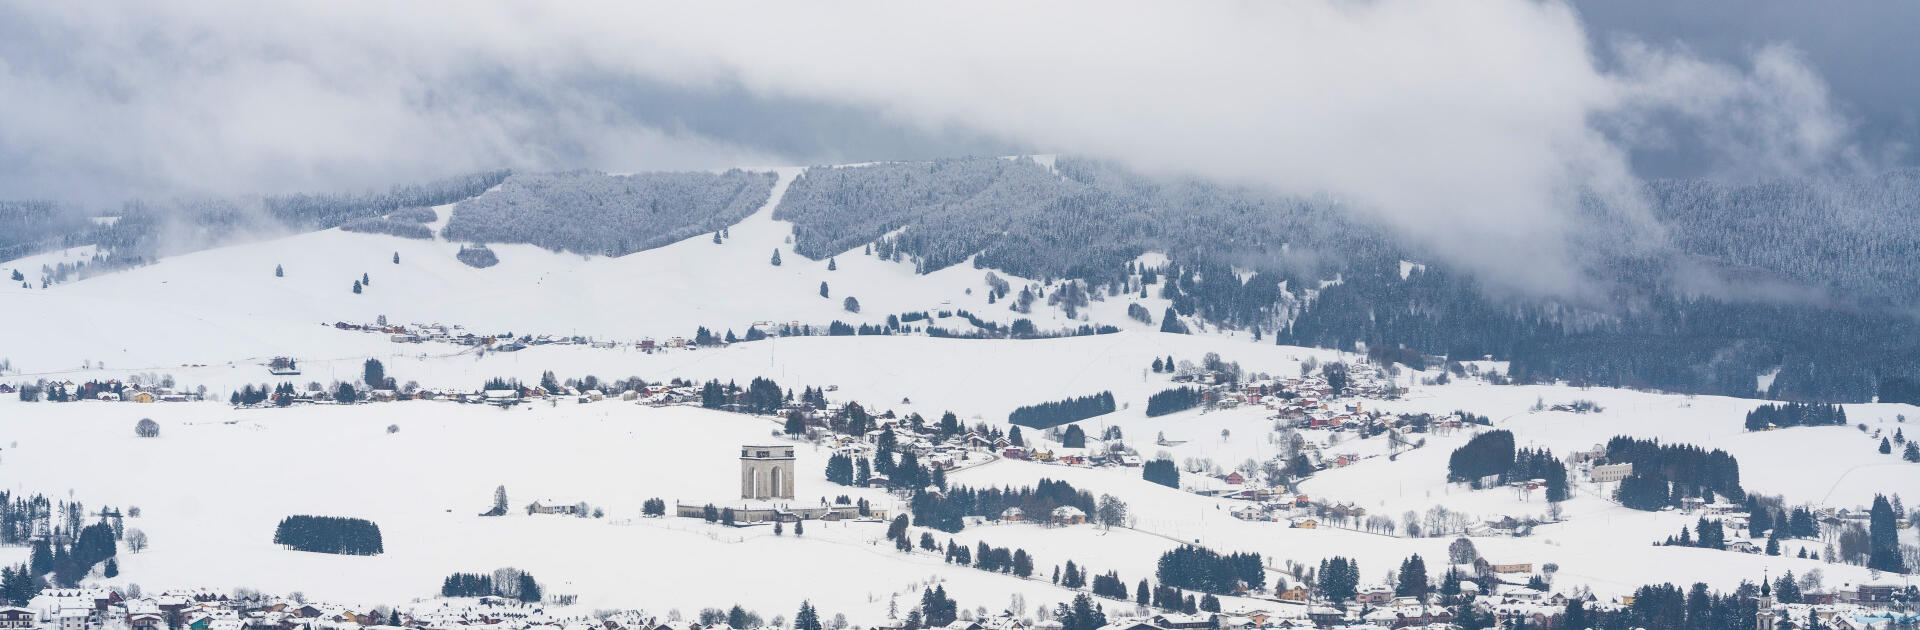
1589, 462, 1633, 483
1096, 620, 1165, 630
1474, 559, 1532, 574
1151, 614, 1216, 630
1051, 505, 1087, 525
527, 499, 580, 515
0, 608, 36, 629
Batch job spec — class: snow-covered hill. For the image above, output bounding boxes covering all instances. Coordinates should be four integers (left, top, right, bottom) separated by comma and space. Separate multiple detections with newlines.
0, 167, 1166, 375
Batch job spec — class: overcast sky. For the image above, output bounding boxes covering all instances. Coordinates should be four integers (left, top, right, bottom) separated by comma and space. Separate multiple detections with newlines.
1, 0, 1910, 293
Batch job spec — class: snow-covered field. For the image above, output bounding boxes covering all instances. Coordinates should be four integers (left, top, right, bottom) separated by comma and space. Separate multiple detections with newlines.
0, 399, 1105, 620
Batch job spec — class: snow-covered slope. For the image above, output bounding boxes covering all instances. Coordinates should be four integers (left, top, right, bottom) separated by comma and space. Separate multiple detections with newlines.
0, 167, 1168, 374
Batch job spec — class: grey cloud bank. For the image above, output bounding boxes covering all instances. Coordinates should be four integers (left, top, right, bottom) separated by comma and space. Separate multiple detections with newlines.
0, 0, 1896, 295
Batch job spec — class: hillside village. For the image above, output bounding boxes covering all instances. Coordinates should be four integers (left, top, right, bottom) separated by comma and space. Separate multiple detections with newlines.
5, 165, 1920, 630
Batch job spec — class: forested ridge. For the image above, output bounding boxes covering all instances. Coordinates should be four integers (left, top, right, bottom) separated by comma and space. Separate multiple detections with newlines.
442, 169, 776, 257
2, 170, 508, 282
770, 158, 1920, 403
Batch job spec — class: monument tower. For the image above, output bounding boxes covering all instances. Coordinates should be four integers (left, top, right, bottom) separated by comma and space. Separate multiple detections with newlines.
740, 445, 796, 500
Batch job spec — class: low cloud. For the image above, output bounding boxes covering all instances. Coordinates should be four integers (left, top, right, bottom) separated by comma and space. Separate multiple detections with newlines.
0, 0, 1869, 296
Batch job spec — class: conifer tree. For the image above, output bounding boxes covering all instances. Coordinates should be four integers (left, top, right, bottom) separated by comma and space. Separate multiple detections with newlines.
795, 602, 822, 630
275, 264, 284, 277
820, 282, 830, 298
771, 250, 783, 266
1396, 554, 1430, 599
828, 258, 837, 271
1868, 494, 1904, 572
1159, 308, 1187, 334
28, 541, 50, 576
352, 280, 362, 294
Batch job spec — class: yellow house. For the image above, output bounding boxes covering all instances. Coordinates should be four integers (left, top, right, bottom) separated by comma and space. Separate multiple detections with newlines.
131, 392, 156, 403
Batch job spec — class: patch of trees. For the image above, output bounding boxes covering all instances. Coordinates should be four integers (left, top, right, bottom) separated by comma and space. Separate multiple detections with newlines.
1, 562, 45, 605
340, 217, 432, 239
1054, 594, 1109, 630
1156, 545, 1264, 595
1142, 459, 1180, 489
1061, 425, 1087, 448
1145, 387, 1204, 417
1316, 556, 1360, 603
455, 244, 498, 268
1662, 516, 1728, 550
1008, 391, 1115, 429
1395, 554, 1430, 598
388, 206, 438, 222
697, 377, 787, 414
945, 540, 1033, 579
1128, 303, 1153, 324
907, 479, 1095, 533
1446, 430, 1514, 484
1744, 402, 1845, 431
440, 568, 541, 602
1607, 436, 1744, 509
825, 454, 856, 486
1090, 570, 1129, 600
443, 170, 776, 257
1510, 448, 1569, 502
272, 515, 383, 555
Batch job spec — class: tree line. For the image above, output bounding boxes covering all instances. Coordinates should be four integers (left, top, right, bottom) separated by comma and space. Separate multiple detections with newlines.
1145, 387, 1204, 417
1155, 545, 1265, 595
1744, 402, 1846, 430
1008, 391, 1115, 429
439, 568, 541, 602
1607, 436, 1744, 510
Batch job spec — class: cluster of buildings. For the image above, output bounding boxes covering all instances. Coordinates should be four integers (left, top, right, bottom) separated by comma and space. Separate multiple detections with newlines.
0, 587, 687, 630
823, 423, 1001, 485
328, 319, 812, 355
8, 380, 203, 404
5, 588, 397, 630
